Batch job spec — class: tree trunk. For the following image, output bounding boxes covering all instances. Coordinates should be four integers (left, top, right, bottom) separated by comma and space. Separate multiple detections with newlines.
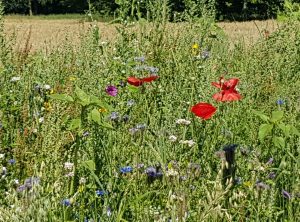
29, 0, 33, 16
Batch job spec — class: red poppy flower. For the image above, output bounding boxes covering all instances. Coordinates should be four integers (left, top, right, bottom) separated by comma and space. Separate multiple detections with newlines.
213, 90, 242, 102
191, 103, 217, 120
127, 75, 159, 87
212, 77, 239, 90
127, 77, 143, 86
141, 75, 159, 82
212, 77, 241, 102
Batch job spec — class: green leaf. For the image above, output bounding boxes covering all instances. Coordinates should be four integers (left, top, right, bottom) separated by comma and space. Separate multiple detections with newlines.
48, 94, 74, 102
89, 109, 113, 129
90, 95, 112, 111
258, 124, 273, 140
273, 136, 285, 148
270, 111, 284, 123
82, 160, 96, 171
68, 118, 81, 130
127, 85, 140, 93
253, 110, 270, 122
74, 86, 90, 106
290, 125, 300, 136
278, 123, 291, 137
90, 109, 101, 124
98, 121, 114, 129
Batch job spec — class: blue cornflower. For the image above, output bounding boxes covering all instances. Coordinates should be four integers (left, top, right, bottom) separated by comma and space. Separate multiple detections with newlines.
109, 112, 119, 121
120, 166, 133, 174
145, 167, 157, 177
8, 159, 16, 165
276, 99, 285, 105
145, 166, 163, 183
96, 190, 107, 197
61, 198, 71, 206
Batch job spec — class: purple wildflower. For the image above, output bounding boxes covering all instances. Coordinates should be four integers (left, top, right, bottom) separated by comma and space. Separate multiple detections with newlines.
17, 185, 26, 192
145, 166, 163, 183
282, 190, 292, 199
107, 207, 112, 217
8, 159, 16, 165
109, 112, 119, 121
24, 177, 40, 189
129, 127, 139, 134
105, 85, 118, 97
266, 157, 274, 165
268, 172, 276, 179
134, 56, 146, 63
118, 80, 126, 88
255, 181, 270, 190
127, 99, 135, 106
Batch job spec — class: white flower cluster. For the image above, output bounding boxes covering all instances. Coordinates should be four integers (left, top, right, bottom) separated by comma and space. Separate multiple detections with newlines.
175, 119, 191, 125
179, 140, 196, 147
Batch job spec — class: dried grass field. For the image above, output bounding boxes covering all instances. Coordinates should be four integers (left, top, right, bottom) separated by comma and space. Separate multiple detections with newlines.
4, 16, 279, 51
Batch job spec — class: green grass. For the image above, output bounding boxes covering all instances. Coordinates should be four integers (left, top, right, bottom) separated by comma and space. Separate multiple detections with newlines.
0, 7, 300, 222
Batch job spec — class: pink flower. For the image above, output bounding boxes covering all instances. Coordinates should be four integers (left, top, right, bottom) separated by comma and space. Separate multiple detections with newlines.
106, 85, 118, 96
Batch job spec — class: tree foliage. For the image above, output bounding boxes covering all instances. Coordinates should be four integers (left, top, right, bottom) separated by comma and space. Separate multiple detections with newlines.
1, 0, 287, 20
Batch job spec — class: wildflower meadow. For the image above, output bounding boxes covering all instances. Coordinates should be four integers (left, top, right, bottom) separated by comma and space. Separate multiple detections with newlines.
0, 1, 300, 221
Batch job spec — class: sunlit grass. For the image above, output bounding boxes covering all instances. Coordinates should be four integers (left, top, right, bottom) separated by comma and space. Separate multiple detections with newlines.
0, 10, 299, 222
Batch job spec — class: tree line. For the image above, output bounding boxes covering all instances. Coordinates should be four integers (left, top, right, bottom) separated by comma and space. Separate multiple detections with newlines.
1, 0, 299, 20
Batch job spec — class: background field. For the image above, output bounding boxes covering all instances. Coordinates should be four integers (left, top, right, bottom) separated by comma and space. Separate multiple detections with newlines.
4, 16, 279, 51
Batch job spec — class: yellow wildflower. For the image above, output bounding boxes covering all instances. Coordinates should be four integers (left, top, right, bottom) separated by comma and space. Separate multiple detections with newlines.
68, 76, 77, 81
99, 108, 107, 113
243, 181, 252, 188
192, 43, 199, 49
44, 102, 52, 112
